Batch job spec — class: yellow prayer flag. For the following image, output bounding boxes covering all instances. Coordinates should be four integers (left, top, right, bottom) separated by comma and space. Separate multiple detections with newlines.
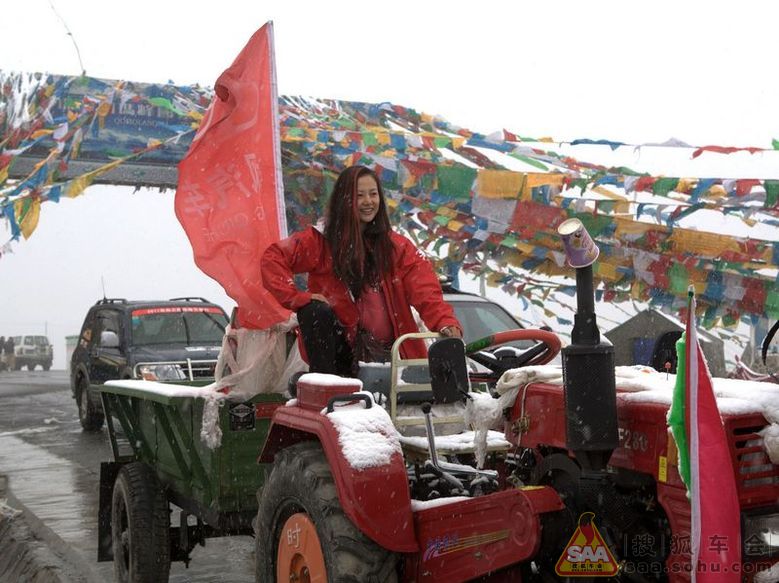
667, 229, 738, 259
594, 261, 619, 281
66, 175, 93, 198
376, 132, 391, 146
477, 170, 526, 199
447, 220, 464, 231
15, 197, 41, 240
30, 129, 54, 140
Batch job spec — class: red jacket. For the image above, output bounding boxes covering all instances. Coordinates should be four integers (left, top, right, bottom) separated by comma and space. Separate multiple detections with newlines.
261, 227, 461, 359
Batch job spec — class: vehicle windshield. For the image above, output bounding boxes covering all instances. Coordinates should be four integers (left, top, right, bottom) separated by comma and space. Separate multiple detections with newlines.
450, 300, 533, 349
130, 307, 227, 346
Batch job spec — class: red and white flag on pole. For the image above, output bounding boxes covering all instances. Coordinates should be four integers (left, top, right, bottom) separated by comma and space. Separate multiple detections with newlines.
175, 21, 290, 329
685, 289, 741, 581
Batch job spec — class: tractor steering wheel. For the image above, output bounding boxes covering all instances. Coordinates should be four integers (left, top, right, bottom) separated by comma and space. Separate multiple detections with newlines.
464, 329, 562, 381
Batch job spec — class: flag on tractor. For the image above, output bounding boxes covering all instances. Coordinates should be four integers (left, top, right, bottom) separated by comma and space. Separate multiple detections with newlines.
668, 288, 741, 581
175, 21, 290, 329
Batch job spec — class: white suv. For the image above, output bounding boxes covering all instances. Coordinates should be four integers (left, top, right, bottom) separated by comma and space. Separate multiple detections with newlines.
13, 335, 53, 371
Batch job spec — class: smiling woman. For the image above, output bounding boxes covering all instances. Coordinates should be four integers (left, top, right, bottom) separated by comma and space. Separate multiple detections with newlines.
261, 164, 463, 376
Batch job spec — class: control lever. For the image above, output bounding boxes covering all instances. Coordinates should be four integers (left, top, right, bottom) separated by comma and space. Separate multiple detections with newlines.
421, 402, 439, 468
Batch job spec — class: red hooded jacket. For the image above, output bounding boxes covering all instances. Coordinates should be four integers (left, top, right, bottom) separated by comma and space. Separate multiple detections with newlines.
261, 226, 461, 359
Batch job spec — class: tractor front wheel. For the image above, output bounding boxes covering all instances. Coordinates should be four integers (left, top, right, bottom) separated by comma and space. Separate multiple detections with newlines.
255, 442, 398, 583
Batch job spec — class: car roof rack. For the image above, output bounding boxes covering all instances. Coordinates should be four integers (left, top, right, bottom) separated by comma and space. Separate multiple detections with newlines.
96, 298, 128, 305
168, 297, 211, 303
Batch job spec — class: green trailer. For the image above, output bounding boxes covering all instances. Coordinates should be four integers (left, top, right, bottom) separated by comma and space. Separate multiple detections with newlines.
97, 380, 286, 582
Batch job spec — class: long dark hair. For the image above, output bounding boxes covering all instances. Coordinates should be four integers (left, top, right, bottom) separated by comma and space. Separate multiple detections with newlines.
324, 165, 393, 295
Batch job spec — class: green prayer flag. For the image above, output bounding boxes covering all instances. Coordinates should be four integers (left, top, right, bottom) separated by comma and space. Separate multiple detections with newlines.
508, 153, 549, 171
652, 177, 679, 197
148, 97, 184, 115
772, 138, 779, 150
764, 180, 779, 209
766, 288, 779, 319
669, 263, 688, 296
436, 166, 476, 201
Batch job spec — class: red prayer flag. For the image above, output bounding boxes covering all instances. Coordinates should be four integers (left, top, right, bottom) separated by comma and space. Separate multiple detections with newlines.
685, 290, 741, 581
175, 22, 291, 329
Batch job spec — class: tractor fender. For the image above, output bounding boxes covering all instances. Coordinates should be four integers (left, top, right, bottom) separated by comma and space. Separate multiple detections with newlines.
259, 405, 418, 553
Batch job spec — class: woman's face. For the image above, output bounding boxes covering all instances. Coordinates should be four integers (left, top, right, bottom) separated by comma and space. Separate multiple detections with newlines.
356, 174, 381, 225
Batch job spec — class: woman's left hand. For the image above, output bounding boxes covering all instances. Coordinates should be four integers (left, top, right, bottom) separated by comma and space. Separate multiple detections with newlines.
440, 326, 463, 339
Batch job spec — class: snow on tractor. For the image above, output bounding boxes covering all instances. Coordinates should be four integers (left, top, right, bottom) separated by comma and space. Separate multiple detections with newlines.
97, 224, 779, 582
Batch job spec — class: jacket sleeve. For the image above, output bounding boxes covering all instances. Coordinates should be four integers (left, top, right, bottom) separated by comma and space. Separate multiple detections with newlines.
261, 229, 323, 311
394, 236, 462, 333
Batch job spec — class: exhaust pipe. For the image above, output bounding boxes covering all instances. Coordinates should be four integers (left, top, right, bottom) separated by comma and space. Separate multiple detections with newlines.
557, 219, 618, 472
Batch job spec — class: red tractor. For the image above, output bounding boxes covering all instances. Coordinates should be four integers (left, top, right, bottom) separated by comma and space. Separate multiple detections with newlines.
254, 257, 779, 582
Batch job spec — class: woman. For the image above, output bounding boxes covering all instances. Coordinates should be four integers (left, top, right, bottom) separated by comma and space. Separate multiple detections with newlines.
262, 165, 462, 376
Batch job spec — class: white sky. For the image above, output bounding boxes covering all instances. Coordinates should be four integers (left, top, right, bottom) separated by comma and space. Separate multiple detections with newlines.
1, 0, 778, 369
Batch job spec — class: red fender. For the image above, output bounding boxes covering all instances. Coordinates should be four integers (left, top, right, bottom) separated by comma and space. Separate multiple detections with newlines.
259, 404, 418, 553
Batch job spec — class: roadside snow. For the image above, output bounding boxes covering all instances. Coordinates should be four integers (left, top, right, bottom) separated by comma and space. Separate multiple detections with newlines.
325, 392, 402, 470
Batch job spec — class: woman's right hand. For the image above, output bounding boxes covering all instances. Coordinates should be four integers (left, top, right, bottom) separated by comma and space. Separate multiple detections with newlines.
310, 293, 329, 305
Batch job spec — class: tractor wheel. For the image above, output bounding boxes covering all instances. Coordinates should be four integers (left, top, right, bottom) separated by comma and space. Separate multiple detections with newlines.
255, 442, 399, 583
27, 363, 36, 371
77, 375, 104, 431
43, 363, 51, 371
111, 462, 171, 583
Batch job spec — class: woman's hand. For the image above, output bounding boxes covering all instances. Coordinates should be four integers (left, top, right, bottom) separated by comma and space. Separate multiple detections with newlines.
440, 326, 463, 339
310, 293, 329, 305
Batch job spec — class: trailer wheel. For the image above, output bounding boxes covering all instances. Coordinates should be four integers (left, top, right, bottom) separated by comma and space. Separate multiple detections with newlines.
111, 462, 171, 583
255, 442, 398, 583
77, 374, 104, 431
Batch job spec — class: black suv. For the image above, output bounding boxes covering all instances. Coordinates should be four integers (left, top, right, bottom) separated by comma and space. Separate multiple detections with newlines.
70, 297, 228, 431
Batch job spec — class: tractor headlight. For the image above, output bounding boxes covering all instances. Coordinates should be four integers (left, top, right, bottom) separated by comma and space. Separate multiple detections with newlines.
743, 512, 779, 559
138, 364, 186, 382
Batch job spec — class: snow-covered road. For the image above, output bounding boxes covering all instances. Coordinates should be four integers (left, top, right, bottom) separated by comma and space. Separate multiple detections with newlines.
0, 371, 256, 582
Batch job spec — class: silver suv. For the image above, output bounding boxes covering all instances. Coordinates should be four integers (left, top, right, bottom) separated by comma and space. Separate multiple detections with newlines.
12, 335, 53, 371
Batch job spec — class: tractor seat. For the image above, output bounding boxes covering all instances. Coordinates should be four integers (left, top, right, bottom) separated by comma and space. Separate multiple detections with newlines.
398, 429, 511, 462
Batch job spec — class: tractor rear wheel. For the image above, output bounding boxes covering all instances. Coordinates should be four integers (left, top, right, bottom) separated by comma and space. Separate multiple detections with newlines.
255, 442, 398, 583
111, 462, 171, 583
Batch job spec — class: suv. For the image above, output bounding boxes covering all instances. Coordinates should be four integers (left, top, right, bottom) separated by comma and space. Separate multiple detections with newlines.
12, 335, 53, 371
70, 297, 228, 431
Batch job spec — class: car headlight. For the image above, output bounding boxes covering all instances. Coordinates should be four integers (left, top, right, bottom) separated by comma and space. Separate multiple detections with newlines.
743, 512, 779, 559
138, 364, 186, 382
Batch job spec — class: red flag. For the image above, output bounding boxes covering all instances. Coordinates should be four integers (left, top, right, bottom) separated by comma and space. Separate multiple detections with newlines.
175, 22, 290, 329
685, 290, 741, 581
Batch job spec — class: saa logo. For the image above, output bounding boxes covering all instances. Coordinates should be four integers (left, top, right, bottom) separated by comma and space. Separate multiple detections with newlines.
555, 512, 619, 577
